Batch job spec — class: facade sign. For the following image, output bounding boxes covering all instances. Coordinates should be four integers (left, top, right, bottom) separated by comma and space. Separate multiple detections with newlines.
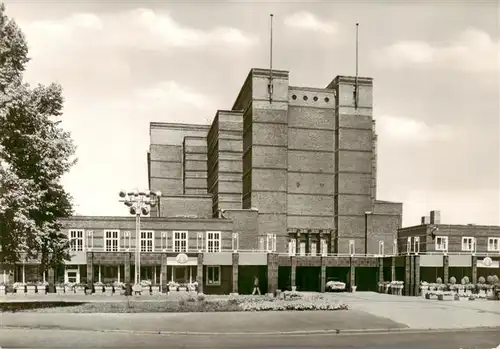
477, 257, 499, 268
175, 253, 188, 264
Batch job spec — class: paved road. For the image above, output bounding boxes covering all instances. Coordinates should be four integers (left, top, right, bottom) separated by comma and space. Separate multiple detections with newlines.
0, 328, 499, 348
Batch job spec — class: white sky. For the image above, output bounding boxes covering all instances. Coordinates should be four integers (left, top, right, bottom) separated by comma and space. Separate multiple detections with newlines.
4, 0, 499, 227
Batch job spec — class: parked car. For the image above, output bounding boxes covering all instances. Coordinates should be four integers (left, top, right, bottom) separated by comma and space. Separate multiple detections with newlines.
325, 278, 346, 292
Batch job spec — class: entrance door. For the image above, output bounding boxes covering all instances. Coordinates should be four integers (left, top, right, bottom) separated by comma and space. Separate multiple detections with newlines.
65, 269, 79, 284
174, 266, 187, 283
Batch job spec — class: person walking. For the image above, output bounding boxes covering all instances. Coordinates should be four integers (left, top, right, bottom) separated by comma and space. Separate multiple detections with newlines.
252, 275, 261, 295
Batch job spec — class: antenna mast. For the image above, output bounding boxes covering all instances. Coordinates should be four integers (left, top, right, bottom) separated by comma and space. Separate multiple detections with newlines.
268, 14, 274, 103
354, 22, 359, 109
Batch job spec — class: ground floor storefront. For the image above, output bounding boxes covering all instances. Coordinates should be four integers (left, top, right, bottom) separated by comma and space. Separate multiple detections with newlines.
3, 253, 498, 296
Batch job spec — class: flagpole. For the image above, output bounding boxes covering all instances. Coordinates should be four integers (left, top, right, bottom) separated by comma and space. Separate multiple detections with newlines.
269, 14, 274, 103
354, 22, 359, 109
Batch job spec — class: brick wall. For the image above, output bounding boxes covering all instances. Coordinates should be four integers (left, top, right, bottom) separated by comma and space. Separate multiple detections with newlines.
159, 196, 212, 219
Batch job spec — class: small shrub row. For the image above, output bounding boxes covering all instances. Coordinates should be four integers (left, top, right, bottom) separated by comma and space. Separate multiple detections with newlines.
239, 300, 348, 312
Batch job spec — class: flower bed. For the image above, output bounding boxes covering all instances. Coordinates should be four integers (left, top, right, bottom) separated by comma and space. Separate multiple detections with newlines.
18, 292, 349, 313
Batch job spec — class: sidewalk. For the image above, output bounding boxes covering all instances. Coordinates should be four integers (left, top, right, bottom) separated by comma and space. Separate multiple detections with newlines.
323, 292, 500, 330
0, 311, 408, 334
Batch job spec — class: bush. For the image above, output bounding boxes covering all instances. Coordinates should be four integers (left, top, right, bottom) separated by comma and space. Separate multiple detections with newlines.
478, 276, 486, 284
449, 276, 456, 284
436, 277, 442, 284
462, 276, 470, 285
197, 293, 206, 302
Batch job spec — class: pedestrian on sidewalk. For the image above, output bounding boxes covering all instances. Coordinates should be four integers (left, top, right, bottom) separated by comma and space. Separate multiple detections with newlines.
252, 275, 261, 295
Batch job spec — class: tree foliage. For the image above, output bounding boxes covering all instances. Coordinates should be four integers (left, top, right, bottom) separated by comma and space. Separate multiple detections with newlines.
0, 3, 77, 271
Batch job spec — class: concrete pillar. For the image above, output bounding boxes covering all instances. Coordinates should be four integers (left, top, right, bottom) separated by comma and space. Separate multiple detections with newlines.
472, 255, 478, 284
391, 256, 396, 281
320, 256, 326, 292
232, 253, 239, 294
291, 256, 296, 290
404, 255, 410, 296
414, 255, 421, 296
197, 253, 204, 294
443, 255, 449, 284
124, 253, 131, 284
378, 258, 384, 283
161, 253, 167, 292
86, 252, 93, 287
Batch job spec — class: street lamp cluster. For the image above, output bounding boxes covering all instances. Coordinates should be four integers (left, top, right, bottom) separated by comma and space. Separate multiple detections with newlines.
119, 190, 162, 285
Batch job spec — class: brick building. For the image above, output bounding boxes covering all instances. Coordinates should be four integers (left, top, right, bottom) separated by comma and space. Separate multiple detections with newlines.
395, 210, 500, 294
2, 68, 416, 294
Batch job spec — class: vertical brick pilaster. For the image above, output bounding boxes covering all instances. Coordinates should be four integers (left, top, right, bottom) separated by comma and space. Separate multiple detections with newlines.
291, 256, 296, 290
232, 253, 239, 294
320, 256, 326, 292
414, 255, 421, 296
267, 253, 278, 295
124, 253, 131, 284
410, 255, 415, 296
197, 253, 204, 294
443, 255, 449, 284
378, 258, 384, 283
391, 256, 396, 282
47, 268, 55, 293
160, 253, 167, 292
404, 255, 410, 296
86, 252, 93, 287
306, 233, 311, 255
349, 258, 356, 291
472, 255, 477, 284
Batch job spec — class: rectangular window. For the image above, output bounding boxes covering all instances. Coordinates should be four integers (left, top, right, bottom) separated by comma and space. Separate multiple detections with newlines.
266, 233, 276, 252
310, 242, 317, 256
406, 237, 412, 254
123, 231, 131, 251
320, 239, 328, 256
87, 231, 94, 250
414, 236, 420, 254
196, 232, 203, 252
206, 231, 221, 253
462, 237, 474, 251
393, 238, 397, 255
173, 231, 188, 253
140, 231, 154, 252
259, 237, 265, 251
488, 237, 500, 252
288, 240, 296, 256
378, 241, 384, 256
69, 230, 84, 252
435, 236, 448, 251
104, 230, 119, 252
348, 240, 355, 256
206, 266, 220, 285
232, 233, 239, 252
160, 232, 168, 251
299, 242, 306, 256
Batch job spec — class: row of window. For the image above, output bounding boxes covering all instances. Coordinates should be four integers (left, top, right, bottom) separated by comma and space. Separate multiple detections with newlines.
406, 236, 500, 253
69, 230, 278, 253
435, 236, 499, 252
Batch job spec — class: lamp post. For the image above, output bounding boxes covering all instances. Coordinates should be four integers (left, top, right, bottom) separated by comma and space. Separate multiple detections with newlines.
119, 190, 161, 285
364, 211, 373, 255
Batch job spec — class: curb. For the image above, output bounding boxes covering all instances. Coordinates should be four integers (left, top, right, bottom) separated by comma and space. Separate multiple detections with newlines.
1, 325, 499, 336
